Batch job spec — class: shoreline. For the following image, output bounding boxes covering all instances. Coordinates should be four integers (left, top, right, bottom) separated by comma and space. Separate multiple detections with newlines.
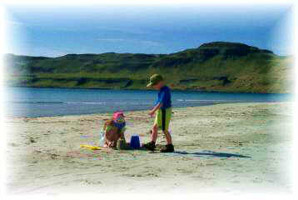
7, 101, 292, 119
5, 102, 280, 119
8, 102, 218, 119
6, 85, 292, 95
6, 102, 293, 193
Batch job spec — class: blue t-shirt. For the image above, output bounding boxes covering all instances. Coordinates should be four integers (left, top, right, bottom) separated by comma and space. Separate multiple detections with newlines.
155, 85, 172, 109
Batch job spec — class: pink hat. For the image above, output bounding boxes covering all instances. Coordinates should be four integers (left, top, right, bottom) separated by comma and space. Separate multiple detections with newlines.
112, 111, 125, 121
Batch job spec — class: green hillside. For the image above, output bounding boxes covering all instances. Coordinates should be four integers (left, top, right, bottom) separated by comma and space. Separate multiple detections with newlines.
5, 42, 293, 93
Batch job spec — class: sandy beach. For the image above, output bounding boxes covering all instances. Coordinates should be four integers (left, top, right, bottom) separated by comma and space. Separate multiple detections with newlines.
5, 102, 293, 194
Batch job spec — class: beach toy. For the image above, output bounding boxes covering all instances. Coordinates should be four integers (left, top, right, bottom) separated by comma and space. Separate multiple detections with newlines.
130, 135, 141, 149
80, 144, 101, 150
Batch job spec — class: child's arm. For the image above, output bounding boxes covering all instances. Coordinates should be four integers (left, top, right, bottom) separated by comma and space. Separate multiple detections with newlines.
149, 103, 162, 116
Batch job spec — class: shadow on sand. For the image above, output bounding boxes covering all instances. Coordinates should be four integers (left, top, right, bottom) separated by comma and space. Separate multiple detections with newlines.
171, 150, 250, 158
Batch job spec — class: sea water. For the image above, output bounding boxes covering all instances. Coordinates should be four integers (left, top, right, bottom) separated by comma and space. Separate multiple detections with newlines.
5, 87, 291, 117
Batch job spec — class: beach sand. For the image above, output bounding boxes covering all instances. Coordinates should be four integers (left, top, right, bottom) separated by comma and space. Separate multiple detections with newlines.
5, 103, 293, 194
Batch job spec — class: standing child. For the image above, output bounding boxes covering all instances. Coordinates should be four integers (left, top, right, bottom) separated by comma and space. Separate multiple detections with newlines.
144, 74, 174, 152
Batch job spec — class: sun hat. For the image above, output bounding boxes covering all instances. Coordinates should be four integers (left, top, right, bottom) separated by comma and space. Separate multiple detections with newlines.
112, 111, 126, 129
146, 74, 164, 87
113, 111, 125, 121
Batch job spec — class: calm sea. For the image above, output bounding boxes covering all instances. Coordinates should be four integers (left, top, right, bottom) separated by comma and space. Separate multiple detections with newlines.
5, 87, 291, 117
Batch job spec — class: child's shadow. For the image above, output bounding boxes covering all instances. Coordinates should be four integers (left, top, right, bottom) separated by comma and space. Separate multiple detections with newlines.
172, 150, 250, 158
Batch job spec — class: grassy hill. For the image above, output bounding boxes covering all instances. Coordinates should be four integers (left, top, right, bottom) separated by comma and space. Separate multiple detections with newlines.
5, 42, 293, 93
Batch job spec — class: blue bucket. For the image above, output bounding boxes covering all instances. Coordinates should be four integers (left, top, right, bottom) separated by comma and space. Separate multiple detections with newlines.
130, 135, 141, 149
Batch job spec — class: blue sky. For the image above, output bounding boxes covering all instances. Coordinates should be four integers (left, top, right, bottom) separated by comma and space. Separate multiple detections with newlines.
6, 4, 293, 57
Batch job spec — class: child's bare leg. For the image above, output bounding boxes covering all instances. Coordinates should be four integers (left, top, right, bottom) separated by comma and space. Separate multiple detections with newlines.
163, 130, 172, 144
151, 124, 158, 142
